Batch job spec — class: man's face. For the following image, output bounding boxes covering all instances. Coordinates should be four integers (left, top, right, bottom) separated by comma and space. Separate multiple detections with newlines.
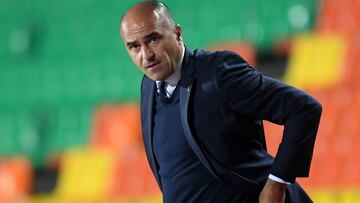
121, 11, 183, 81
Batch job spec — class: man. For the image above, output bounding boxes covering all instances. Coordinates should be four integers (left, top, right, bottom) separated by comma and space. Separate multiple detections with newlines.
120, 1, 322, 202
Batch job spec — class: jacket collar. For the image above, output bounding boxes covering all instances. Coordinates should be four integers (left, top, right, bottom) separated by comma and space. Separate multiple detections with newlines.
179, 46, 195, 87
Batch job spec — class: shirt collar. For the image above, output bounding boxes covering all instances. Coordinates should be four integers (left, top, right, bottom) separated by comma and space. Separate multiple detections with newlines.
156, 44, 185, 87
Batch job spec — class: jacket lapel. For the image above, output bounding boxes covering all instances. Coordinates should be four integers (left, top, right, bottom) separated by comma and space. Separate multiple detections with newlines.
141, 77, 162, 189
179, 48, 220, 180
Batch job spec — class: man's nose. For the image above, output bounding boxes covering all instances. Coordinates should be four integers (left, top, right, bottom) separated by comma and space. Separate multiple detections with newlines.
142, 46, 155, 61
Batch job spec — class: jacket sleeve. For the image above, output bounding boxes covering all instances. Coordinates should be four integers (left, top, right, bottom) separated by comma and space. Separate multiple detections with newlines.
213, 52, 322, 183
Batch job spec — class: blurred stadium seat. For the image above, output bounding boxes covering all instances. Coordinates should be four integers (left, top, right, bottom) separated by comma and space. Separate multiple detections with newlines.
54, 148, 115, 201
0, 157, 33, 202
317, 0, 360, 87
284, 33, 346, 89
91, 103, 142, 152
91, 104, 160, 199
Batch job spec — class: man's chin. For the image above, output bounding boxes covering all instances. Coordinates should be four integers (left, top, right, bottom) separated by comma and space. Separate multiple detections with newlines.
147, 74, 167, 81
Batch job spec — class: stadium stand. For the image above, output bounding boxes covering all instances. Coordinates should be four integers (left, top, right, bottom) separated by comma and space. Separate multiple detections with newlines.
1, 0, 359, 202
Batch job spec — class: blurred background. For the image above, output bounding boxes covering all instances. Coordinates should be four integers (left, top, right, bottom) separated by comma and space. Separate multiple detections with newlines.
0, 0, 359, 202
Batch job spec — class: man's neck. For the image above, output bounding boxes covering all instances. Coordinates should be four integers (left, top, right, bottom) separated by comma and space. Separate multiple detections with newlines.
158, 44, 185, 86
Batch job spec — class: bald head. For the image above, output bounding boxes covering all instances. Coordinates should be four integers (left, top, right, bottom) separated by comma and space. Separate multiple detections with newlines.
121, 1, 175, 35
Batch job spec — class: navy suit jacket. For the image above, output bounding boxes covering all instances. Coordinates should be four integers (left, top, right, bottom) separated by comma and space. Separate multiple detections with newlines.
140, 47, 322, 194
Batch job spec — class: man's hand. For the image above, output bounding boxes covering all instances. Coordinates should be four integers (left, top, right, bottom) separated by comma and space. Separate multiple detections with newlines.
259, 178, 286, 203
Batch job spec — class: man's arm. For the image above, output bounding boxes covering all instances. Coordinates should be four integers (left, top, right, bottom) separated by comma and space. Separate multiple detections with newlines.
259, 175, 289, 202
213, 51, 322, 183
259, 179, 286, 203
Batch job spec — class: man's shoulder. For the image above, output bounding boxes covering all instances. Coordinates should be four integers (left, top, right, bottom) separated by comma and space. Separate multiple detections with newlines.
141, 75, 153, 90
193, 48, 247, 66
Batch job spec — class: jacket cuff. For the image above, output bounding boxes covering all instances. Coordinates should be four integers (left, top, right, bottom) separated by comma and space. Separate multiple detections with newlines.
270, 143, 313, 183
268, 174, 292, 185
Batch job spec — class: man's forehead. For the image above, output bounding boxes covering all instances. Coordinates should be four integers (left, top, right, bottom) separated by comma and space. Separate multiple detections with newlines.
122, 22, 157, 39
121, 17, 170, 40
121, 17, 164, 34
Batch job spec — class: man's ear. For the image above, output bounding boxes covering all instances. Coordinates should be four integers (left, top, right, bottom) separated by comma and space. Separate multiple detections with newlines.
175, 24, 182, 42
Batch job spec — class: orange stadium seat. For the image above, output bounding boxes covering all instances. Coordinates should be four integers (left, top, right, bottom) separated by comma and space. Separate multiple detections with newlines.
0, 157, 33, 202
317, 0, 357, 36
301, 86, 360, 188
110, 150, 159, 198
90, 103, 142, 153
343, 46, 360, 87
316, 0, 337, 32
263, 121, 283, 157
90, 103, 160, 199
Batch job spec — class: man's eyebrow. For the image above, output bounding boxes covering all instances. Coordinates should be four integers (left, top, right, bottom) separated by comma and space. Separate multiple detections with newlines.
126, 41, 138, 47
125, 32, 161, 47
144, 32, 160, 40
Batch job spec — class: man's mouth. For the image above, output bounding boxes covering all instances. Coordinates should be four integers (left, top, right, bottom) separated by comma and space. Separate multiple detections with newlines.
146, 61, 160, 69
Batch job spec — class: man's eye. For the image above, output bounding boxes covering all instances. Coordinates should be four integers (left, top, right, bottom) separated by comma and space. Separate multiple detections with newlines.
129, 44, 140, 50
150, 37, 158, 43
